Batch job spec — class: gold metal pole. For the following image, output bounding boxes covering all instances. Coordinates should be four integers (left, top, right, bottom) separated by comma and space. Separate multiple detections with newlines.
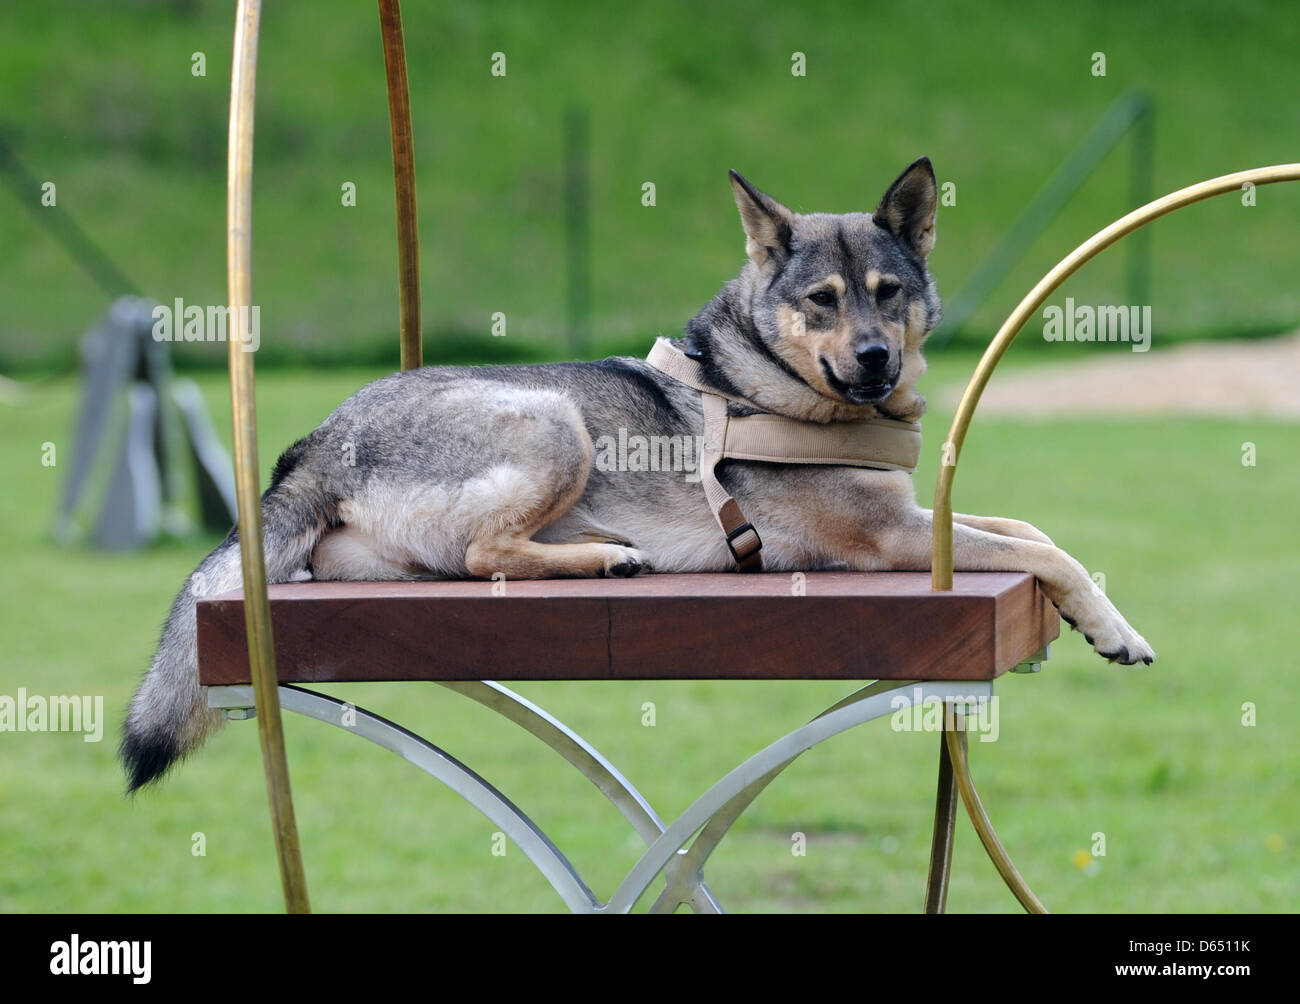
378, 0, 423, 371
932, 164, 1300, 589
227, 0, 311, 914
922, 722, 958, 913
945, 725, 1047, 913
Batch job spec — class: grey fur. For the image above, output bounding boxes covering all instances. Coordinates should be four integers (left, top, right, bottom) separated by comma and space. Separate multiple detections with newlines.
122, 160, 1154, 791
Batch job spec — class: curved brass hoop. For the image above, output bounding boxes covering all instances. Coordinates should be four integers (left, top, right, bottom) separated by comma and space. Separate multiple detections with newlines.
932, 163, 1300, 589
225, 0, 423, 913
378, 0, 422, 371
933, 163, 1300, 914
227, 0, 310, 913
946, 725, 1047, 913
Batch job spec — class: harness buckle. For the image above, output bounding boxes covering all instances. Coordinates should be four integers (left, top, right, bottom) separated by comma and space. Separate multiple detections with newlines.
725, 521, 762, 565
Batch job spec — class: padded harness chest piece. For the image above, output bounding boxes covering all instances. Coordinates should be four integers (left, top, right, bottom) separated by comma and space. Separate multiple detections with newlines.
644, 338, 922, 572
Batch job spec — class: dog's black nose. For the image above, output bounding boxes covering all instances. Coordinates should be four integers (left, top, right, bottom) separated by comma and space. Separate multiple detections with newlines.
854, 341, 890, 372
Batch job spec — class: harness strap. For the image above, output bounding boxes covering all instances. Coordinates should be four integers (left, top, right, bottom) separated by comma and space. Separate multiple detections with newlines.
645, 338, 921, 572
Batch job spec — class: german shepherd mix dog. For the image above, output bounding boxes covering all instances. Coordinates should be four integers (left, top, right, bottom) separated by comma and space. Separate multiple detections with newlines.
122, 158, 1154, 791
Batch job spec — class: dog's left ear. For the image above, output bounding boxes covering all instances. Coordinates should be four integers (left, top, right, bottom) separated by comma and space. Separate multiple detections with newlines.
873, 157, 937, 259
729, 169, 794, 266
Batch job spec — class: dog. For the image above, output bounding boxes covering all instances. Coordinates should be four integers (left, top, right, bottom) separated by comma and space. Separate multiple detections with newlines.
121, 157, 1155, 791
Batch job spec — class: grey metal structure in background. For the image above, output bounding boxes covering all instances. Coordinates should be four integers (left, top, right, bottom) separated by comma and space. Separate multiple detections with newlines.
0, 130, 139, 302
6, 111, 240, 548
931, 91, 1154, 348
56, 296, 237, 549
209, 676, 1005, 913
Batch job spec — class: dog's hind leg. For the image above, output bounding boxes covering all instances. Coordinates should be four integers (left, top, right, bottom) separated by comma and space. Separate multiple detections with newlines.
467, 530, 649, 580
312, 387, 647, 581
312, 523, 425, 580
463, 408, 649, 581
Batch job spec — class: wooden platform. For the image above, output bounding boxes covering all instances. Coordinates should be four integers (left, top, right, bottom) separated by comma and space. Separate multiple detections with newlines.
196, 572, 1058, 685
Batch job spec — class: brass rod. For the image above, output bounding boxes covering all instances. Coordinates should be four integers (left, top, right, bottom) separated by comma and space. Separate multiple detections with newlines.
378, 0, 422, 371
227, 0, 311, 914
945, 725, 1047, 914
922, 721, 958, 913
932, 164, 1300, 590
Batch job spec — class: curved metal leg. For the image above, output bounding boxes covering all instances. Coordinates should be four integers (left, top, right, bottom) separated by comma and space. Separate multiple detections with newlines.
212, 678, 1021, 914
647, 762, 788, 913
210, 684, 600, 912
437, 680, 722, 914
946, 718, 1048, 913
645, 679, 921, 913
605, 680, 991, 914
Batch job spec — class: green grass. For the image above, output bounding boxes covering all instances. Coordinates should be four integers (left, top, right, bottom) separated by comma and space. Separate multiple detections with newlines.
1, 0, 1296, 913
1, 353, 1296, 912
3, 0, 1300, 372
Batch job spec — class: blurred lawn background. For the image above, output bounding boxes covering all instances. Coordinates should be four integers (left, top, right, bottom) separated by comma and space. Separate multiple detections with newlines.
3, 0, 1299, 368
0, 0, 1297, 912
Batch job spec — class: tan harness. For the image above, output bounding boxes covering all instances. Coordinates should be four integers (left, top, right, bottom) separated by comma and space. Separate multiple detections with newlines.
645, 338, 922, 571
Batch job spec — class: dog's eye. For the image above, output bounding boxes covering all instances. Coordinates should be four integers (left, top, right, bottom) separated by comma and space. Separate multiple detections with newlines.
807, 290, 837, 307
877, 282, 901, 300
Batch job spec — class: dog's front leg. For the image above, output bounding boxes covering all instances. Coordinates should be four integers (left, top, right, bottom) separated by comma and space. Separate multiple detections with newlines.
951, 512, 1054, 546
868, 509, 1155, 665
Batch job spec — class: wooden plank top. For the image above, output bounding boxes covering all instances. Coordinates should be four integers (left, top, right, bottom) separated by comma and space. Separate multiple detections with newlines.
196, 572, 1058, 685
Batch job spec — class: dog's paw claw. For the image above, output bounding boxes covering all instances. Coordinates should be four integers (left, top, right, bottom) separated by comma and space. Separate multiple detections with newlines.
1093, 628, 1155, 665
600, 546, 650, 578
1059, 591, 1155, 666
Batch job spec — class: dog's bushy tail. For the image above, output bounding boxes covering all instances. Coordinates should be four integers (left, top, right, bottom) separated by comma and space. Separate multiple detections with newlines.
121, 443, 329, 792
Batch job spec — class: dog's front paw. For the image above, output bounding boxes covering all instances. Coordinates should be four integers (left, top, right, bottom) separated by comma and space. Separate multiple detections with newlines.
600, 545, 651, 578
1058, 588, 1155, 665
1089, 618, 1155, 666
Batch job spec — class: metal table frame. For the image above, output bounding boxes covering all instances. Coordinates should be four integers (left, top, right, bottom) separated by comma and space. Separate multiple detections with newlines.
209, 669, 1039, 913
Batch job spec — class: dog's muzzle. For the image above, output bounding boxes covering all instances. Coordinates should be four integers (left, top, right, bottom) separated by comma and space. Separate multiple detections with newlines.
820, 356, 897, 404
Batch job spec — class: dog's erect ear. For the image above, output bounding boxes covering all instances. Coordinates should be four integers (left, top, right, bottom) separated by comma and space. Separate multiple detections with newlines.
873, 157, 937, 259
729, 169, 794, 266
